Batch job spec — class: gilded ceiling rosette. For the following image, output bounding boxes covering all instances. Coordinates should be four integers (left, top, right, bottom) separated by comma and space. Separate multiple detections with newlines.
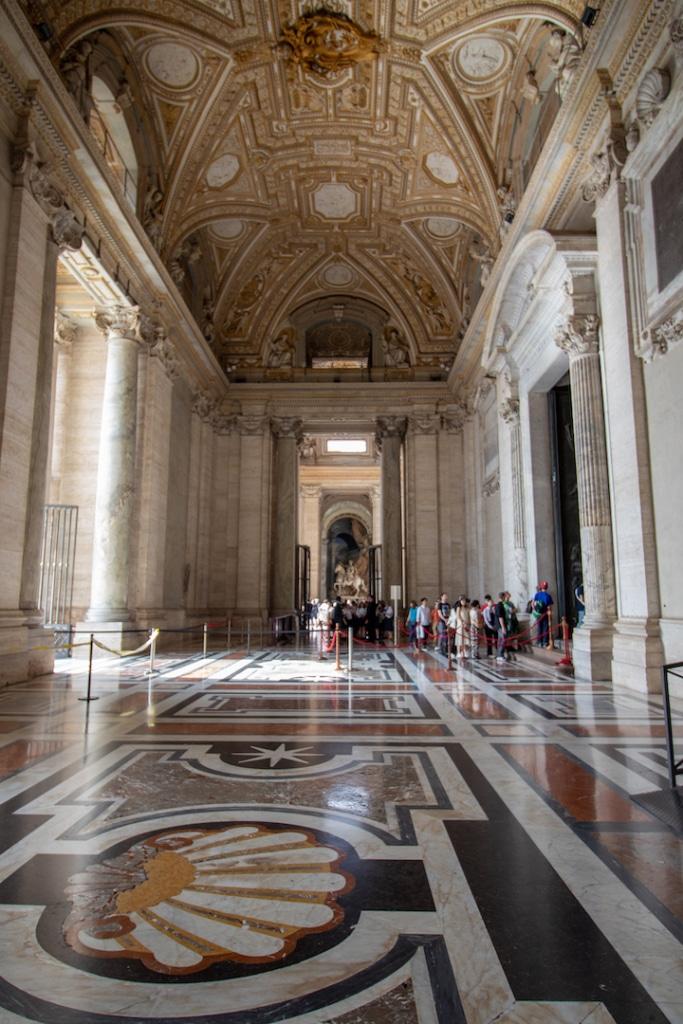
279, 9, 383, 80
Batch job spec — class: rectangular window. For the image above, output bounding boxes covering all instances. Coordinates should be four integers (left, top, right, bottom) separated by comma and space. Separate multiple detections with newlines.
326, 439, 368, 454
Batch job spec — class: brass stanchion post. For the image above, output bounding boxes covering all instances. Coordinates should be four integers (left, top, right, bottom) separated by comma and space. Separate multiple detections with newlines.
247, 619, 251, 655
447, 628, 453, 671
557, 616, 574, 668
203, 623, 208, 659
546, 608, 553, 648
79, 633, 99, 702
335, 625, 341, 671
148, 628, 156, 674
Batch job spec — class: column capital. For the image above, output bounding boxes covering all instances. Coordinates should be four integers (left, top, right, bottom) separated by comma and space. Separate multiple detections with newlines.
192, 388, 218, 422
211, 411, 237, 435
407, 412, 438, 435
94, 305, 150, 344
54, 310, 78, 351
271, 416, 303, 440
554, 314, 600, 358
581, 77, 627, 205
441, 395, 472, 434
150, 329, 181, 381
14, 145, 84, 251
237, 414, 268, 436
375, 415, 406, 441
300, 484, 321, 499
498, 398, 519, 426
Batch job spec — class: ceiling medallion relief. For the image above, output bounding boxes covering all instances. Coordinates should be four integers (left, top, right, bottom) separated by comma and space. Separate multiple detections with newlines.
279, 9, 384, 81
145, 42, 200, 89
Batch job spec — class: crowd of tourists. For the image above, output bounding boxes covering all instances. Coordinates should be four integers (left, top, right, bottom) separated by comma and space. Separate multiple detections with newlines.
304, 582, 554, 661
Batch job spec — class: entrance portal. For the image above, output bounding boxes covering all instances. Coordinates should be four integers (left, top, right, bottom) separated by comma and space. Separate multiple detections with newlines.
326, 517, 370, 599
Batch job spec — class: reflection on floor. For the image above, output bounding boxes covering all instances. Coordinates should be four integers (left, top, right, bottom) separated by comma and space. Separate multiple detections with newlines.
0, 643, 681, 1024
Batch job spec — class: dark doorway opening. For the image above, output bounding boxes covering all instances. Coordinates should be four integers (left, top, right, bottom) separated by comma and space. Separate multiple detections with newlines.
549, 378, 582, 626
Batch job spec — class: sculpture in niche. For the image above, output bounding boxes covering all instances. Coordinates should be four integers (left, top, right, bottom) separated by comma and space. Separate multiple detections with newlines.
169, 236, 200, 285
383, 325, 410, 368
224, 265, 271, 335
267, 329, 295, 368
59, 40, 93, 115
280, 10, 383, 80
497, 185, 516, 232
330, 518, 370, 599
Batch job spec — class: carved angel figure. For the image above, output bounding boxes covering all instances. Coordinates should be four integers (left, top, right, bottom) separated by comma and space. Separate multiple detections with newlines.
469, 243, 494, 287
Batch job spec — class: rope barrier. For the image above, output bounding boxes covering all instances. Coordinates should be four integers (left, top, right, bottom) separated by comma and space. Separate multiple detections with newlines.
92, 628, 160, 658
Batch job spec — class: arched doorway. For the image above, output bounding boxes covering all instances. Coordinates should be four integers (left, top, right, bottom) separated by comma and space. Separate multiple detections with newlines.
326, 516, 370, 599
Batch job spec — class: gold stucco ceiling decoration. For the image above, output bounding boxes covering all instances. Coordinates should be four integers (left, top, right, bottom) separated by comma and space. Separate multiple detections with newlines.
279, 8, 384, 80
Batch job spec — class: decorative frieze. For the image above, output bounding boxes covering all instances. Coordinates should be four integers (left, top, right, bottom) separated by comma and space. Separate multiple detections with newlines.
640, 309, 683, 361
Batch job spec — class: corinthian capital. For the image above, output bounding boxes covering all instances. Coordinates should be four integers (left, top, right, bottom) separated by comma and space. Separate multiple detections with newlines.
408, 413, 438, 435
271, 416, 303, 440
554, 315, 600, 357
498, 398, 519, 426
375, 415, 407, 441
192, 388, 218, 422
94, 305, 146, 342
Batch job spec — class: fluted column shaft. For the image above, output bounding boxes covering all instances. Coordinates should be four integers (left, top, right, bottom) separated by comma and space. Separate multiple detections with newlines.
270, 418, 302, 616
558, 321, 616, 626
86, 306, 145, 620
376, 417, 405, 601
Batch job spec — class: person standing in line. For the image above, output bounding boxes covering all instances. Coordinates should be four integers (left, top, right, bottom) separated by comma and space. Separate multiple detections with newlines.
503, 592, 519, 662
436, 592, 451, 657
416, 597, 431, 650
455, 596, 470, 660
482, 595, 497, 657
382, 601, 394, 643
430, 601, 441, 649
495, 591, 509, 662
532, 581, 553, 647
406, 601, 418, 649
575, 582, 585, 627
470, 599, 483, 659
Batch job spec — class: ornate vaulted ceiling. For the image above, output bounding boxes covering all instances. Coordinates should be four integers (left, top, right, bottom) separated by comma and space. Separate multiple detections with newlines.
30, 0, 584, 373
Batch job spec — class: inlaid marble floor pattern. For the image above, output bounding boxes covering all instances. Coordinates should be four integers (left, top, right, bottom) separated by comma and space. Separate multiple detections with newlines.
0, 645, 681, 1024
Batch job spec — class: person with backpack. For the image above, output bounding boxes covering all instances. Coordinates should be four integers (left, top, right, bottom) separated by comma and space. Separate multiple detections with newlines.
531, 581, 553, 647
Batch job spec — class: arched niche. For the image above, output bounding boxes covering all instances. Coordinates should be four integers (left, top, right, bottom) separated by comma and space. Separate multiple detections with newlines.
288, 295, 391, 369
324, 514, 372, 600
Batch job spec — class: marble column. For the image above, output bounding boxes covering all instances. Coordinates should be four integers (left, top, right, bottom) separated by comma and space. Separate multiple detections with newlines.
85, 305, 148, 625
270, 417, 303, 616
585, 162, 663, 691
405, 413, 440, 600
555, 314, 616, 680
376, 416, 406, 602
498, 386, 529, 609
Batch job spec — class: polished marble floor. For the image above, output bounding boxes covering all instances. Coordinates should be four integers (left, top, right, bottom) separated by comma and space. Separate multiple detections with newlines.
0, 642, 681, 1023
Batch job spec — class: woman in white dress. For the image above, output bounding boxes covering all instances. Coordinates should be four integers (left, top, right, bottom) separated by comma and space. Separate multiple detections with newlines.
455, 597, 470, 659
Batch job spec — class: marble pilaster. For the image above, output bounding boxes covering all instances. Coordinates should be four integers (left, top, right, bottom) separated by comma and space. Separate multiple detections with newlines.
84, 305, 149, 628
555, 314, 616, 680
300, 484, 322, 600
270, 417, 303, 617
405, 413, 440, 601
376, 416, 406, 602
49, 312, 77, 502
592, 178, 663, 692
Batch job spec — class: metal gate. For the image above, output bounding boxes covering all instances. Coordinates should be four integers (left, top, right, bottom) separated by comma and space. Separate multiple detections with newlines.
39, 504, 78, 655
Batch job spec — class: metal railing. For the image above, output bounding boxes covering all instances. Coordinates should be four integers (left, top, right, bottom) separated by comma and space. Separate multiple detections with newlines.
661, 661, 683, 788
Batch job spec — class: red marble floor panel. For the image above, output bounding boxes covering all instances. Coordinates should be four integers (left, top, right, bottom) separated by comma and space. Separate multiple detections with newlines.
134, 721, 449, 736
0, 739, 68, 780
500, 743, 653, 823
563, 724, 683, 738
593, 831, 683, 920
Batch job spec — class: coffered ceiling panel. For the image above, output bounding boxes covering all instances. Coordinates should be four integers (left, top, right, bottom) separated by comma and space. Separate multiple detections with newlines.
33, 0, 584, 371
